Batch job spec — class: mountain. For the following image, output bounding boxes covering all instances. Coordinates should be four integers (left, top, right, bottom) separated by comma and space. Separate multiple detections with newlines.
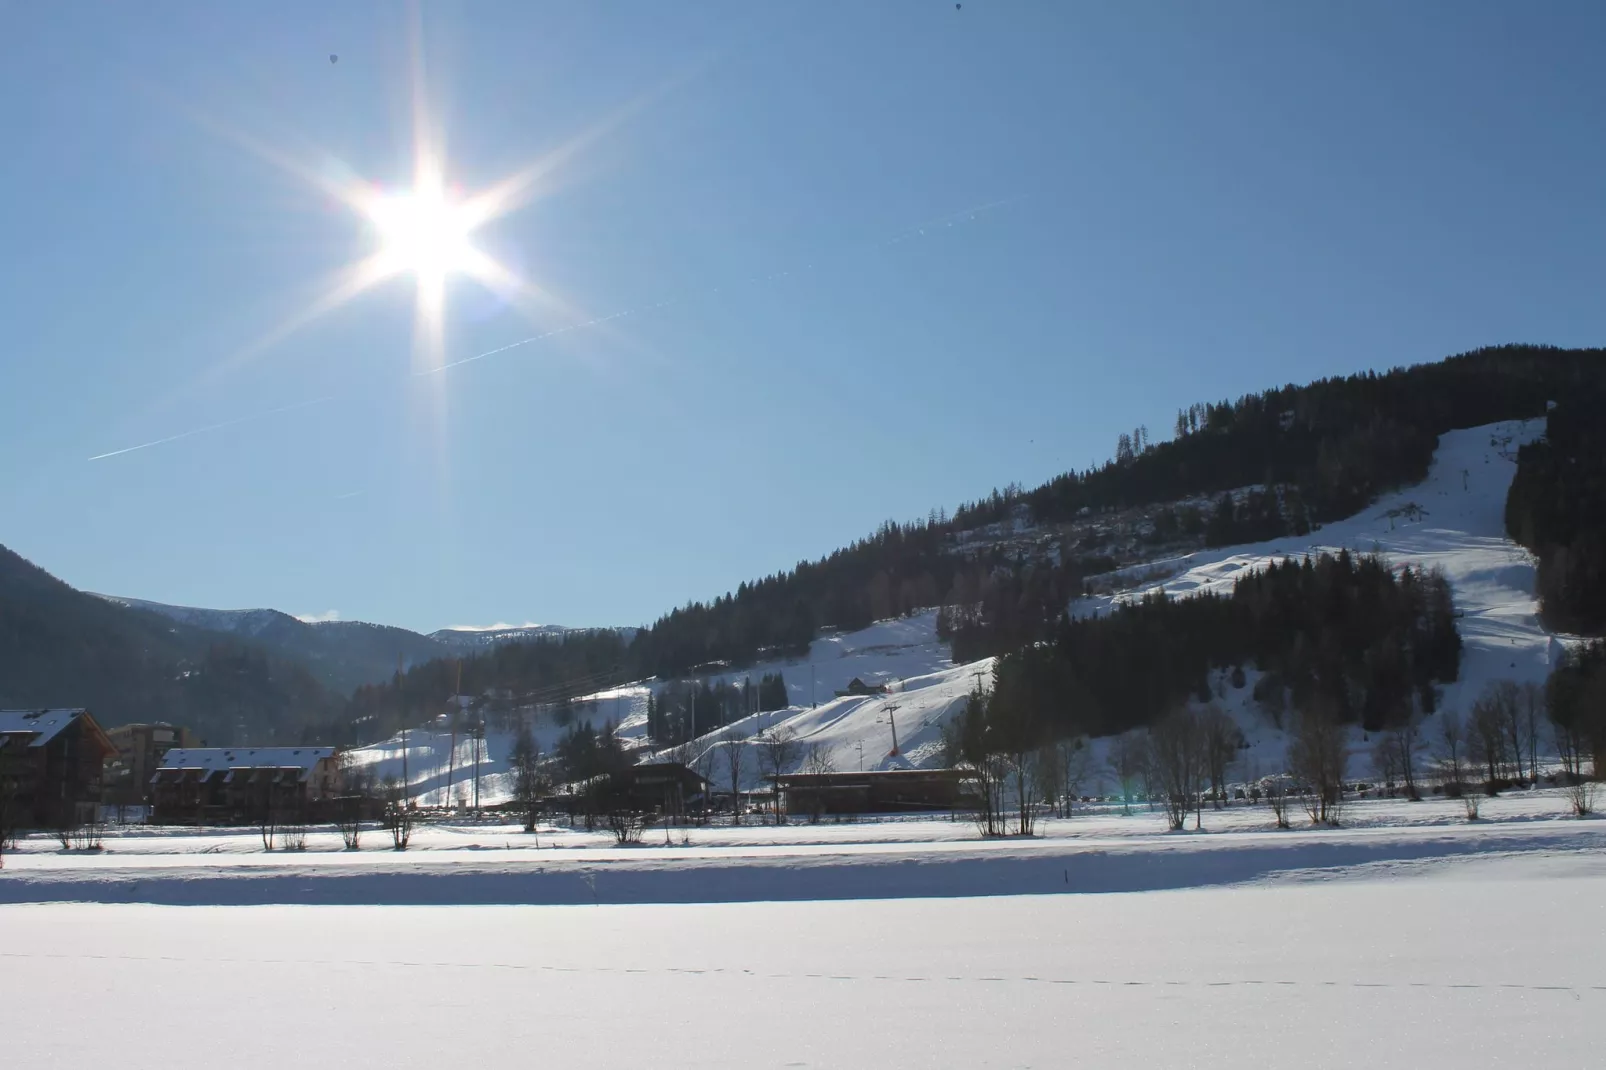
99, 596, 451, 695
94, 596, 629, 695
429, 624, 615, 653
0, 546, 337, 745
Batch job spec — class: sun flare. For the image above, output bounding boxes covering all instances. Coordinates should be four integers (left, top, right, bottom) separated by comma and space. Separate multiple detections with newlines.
364, 183, 479, 282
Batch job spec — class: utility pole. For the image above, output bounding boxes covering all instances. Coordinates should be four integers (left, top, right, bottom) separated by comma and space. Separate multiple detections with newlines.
856, 739, 864, 772
447, 660, 461, 811
472, 718, 482, 815
397, 653, 408, 803
885, 704, 901, 758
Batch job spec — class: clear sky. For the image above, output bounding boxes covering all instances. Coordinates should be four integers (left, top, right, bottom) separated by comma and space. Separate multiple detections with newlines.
2, 1, 1604, 633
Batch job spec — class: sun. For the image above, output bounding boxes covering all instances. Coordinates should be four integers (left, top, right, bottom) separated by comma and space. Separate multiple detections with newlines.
364, 182, 479, 282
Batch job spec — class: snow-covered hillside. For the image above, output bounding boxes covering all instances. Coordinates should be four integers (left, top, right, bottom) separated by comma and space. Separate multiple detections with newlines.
1067, 418, 1573, 780
350, 611, 979, 801
354, 418, 1571, 803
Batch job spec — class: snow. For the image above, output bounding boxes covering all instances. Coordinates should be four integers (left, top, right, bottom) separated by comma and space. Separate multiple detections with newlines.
2, 802, 1602, 1067
0, 707, 90, 747
156, 746, 335, 777
352, 418, 1571, 803
6, 789, 1603, 903
1066, 419, 1575, 778
1085, 420, 1559, 700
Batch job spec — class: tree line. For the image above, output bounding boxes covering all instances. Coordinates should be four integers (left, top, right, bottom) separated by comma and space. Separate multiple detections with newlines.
982, 551, 1459, 742
326, 344, 1599, 746
1505, 395, 1606, 634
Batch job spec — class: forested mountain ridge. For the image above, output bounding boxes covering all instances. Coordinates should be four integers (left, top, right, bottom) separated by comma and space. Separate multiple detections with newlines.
339, 344, 1604, 745
0, 545, 339, 744
627, 344, 1604, 678
10, 344, 1602, 748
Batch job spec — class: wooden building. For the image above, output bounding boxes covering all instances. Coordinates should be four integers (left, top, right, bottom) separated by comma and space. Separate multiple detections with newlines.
0, 708, 115, 830
834, 677, 890, 698
104, 722, 196, 808
776, 768, 972, 816
607, 762, 710, 813
149, 746, 340, 825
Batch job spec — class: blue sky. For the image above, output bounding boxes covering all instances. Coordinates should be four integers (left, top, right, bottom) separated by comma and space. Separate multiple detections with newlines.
2, 1, 1604, 633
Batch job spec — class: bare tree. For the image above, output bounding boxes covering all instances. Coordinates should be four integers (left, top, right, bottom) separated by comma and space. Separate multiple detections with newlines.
1034, 743, 1062, 818
1371, 731, 1400, 796
1107, 730, 1148, 816
281, 807, 308, 851
756, 726, 799, 825
1058, 736, 1092, 818
1382, 717, 1422, 800
1264, 776, 1293, 829
382, 774, 413, 850
605, 806, 647, 845
1438, 710, 1467, 797
256, 784, 278, 852
1517, 682, 1545, 787
969, 752, 1010, 837
1493, 680, 1529, 785
1148, 709, 1204, 831
951, 684, 1009, 836
1200, 706, 1243, 809
509, 723, 550, 839
721, 733, 746, 825
1006, 746, 1041, 836
797, 743, 835, 824
1289, 706, 1347, 826
1554, 721, 1598, 817
336, 750, 370, 850
1470, 684, 1513, 793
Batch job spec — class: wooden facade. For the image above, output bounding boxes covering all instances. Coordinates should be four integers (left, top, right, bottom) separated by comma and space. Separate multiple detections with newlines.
0, 709, 115, 830
104, 722, 196, 808
776, 768, 973, 816
149, 747, 340, 825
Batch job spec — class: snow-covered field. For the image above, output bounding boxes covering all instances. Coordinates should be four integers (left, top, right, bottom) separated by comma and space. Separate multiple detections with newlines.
49, 419, 1589, 1065
3, 802, 1602, 1067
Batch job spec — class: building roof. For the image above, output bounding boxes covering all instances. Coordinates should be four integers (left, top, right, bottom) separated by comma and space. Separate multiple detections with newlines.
775, 768, 966, 785
0, 708, 93, 748
155, 747, 336, 777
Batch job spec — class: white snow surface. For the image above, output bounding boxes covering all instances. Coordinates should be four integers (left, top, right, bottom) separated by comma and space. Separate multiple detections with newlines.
2, 797, 1603, 1067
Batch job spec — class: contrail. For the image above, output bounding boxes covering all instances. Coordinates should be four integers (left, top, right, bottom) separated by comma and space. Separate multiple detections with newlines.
419, 302, 674, 375
87, 396, 337, 461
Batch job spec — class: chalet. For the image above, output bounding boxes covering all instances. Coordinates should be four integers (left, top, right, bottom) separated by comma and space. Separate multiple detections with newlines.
834, 677, 889, 698
0, 709, 115, 830
104, 722, 197, 807
775, 768, 973, 816
614, 761, 710, 812
150, 746, 340, 825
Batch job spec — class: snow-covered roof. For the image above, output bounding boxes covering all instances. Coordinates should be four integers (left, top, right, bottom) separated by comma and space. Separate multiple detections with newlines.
155, 747, 335, 776
0, 708, 91, 748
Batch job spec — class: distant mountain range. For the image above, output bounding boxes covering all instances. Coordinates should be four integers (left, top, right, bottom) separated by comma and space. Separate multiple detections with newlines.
94, 595, 623, 695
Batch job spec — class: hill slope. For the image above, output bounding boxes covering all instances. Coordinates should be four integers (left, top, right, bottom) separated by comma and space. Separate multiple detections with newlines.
351, 418, 1569, 802
0, 546, 336, 743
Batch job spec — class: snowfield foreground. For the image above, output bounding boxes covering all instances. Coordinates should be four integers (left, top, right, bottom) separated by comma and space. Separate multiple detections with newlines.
2, 831, 1601, 1069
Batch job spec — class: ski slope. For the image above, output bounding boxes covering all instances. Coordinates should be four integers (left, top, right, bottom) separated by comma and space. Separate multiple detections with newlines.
352, 418, 1569, 801
1068, 418, 1568, 779
348, 612, 975, 801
